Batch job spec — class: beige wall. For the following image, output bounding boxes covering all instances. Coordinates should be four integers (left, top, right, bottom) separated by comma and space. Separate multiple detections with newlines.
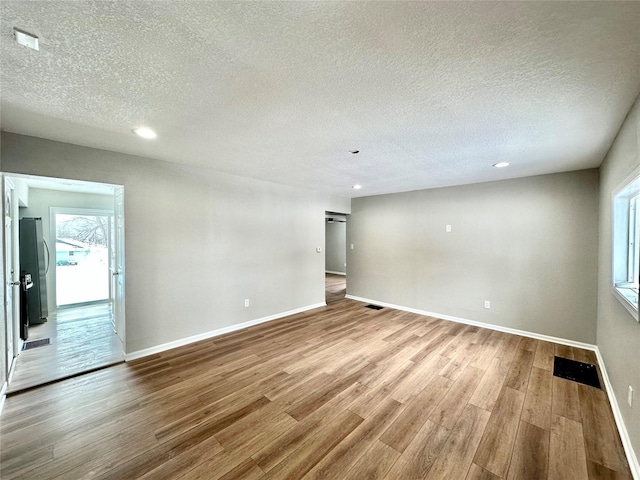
1, 132, 350, 353
347, 169, 599, 344
597, 95, 640, 458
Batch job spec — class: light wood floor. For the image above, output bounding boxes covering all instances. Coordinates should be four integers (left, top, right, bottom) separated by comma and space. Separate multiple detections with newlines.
325, 273, 346, 304
1, 283, 632, 479
7, 303, 124, 393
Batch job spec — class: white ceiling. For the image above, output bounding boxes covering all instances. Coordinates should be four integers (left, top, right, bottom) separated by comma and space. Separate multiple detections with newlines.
1, 1, 639, 198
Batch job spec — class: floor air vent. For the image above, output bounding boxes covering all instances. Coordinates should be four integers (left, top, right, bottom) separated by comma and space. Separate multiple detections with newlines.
23, 338, 51, 350
365, 304, 384, 310
553, 356, 601, 389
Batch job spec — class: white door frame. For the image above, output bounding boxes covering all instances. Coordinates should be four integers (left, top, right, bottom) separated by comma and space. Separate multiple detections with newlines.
3, 176, 20, 381
112, 187, 125, 346
2, 173, 126, 362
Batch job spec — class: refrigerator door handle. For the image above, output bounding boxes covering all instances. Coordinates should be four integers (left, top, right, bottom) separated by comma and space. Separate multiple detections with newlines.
43, 238, 50, 275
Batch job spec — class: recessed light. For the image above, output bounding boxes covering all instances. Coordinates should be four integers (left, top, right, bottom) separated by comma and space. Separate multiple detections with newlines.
14, 28, 39, 51
493, 162, 510, 168
352, 184, 362, 190
133, 127, 157, 139
349, 150, 360, 154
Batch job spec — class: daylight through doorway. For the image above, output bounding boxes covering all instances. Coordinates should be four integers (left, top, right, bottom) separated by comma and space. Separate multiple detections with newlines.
54, 211, 112, 306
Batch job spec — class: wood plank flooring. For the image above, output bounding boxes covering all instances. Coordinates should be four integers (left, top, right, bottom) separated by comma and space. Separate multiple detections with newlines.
7, 303, 124, 393
0, 276, 632, 479
325, 273, 346, 304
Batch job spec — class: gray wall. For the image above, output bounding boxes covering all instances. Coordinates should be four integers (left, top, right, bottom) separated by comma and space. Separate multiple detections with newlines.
597, 95, 640, 457
1, 132, 350, 353
347, 169, 599, 344
19, 188, 114, 311
325, 220, 346, 274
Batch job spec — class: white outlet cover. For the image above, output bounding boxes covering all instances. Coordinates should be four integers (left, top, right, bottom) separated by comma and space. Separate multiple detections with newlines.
629, 386, 634, 407
446, 224, 452, 232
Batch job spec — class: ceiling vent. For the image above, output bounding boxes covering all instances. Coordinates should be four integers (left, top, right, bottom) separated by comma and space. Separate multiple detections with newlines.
14, 28, 39, 51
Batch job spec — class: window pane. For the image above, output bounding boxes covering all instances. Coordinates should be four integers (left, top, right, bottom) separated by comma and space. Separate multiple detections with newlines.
56, 214, 110, 306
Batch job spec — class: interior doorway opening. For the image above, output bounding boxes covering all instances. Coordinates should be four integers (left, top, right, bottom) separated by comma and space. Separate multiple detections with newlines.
3, 173, 125, 393
325, 212, 348, 304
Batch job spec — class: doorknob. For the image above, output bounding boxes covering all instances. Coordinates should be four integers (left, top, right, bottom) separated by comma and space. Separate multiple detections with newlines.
10, 281, 20, 286
112, 271, 120, 276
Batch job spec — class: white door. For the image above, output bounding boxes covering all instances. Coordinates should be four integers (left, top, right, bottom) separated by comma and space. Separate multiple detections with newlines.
110, 187, 125, 346
4, 178, 17, 374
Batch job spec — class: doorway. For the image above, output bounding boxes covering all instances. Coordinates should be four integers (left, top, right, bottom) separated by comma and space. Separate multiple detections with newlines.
53, 209, 112, 307
325, 212, 348, 303
3, 174, 125, 393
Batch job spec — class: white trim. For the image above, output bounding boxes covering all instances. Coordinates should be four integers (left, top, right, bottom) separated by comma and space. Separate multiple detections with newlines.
612, 286, 639, 320
0, 381, 6, 415
7, 353, 16, 385
345, 294, 596, 350
345, 294, 639, 478
125, 303, 326, 361
594, 347, 640, 480
611, 165, 640, 323
325, 271, 346, 276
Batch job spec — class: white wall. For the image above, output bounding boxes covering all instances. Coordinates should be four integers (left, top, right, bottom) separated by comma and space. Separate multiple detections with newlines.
597, 95, 640, 461
347, 169, 600, 344
18, 188, 114, 310
1, 132, 350, 353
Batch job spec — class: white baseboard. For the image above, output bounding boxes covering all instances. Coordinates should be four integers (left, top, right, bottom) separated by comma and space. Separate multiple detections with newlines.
345, 295, 596, 350
325, 270, 346, 276
125, 302, 326, 361
594, 347, 640, 480
346, 294, 639, 478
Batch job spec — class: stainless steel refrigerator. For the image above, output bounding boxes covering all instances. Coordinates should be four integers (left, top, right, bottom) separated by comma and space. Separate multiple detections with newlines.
19, 217, 49, 324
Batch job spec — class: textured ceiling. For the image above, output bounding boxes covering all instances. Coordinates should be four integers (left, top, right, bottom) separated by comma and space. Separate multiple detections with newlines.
1, 1, 639, 198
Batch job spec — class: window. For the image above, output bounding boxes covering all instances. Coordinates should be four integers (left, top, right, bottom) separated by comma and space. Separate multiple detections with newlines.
629, 194, 639, 283
612, 167, 640, 320
52, 209, 113, 307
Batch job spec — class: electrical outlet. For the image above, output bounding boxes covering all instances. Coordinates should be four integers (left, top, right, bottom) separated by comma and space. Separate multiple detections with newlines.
244, 299, 250, 308
446, 224, 452, 233
484, 300, 491, 309
629, 386, 634, 407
